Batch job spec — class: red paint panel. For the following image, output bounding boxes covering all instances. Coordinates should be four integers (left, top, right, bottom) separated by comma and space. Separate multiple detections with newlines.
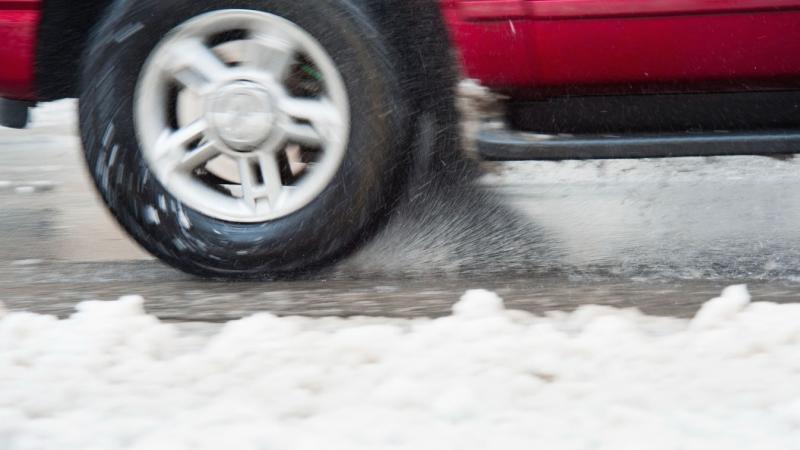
443, 5, 535, 87
0, 0, 39, 9
0, 0, 40, 99
525, 13, 800, 85
457, 0, 800, 20
444, 2, 800, 95
526, 0, 800, 19
460, 0, 527, 19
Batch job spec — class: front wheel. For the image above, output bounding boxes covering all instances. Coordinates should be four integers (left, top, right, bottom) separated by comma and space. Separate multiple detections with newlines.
80, 0, 411, 278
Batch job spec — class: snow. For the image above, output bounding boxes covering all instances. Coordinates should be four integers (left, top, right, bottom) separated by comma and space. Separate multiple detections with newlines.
690, 284, 751, 330
12, 186, 35, 194
451, 289, 504, 317
28, 99, 77, 131
1, 181, 57, 194
9, 260, 43, 267
2, 287, 800, 449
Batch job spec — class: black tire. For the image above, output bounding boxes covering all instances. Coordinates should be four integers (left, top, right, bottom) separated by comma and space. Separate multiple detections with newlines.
79, 0, 412, 278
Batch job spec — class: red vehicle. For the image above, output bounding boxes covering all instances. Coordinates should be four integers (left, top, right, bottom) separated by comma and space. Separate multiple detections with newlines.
1, 0, 799, 277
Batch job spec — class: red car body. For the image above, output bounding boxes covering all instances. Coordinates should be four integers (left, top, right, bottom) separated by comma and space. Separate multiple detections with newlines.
2, 0, 800, 100
0, 0, 39, 99
442, 0, 800, 97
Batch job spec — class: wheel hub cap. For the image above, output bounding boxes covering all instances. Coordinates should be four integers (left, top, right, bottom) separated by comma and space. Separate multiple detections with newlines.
135, 9, 350, 223
208, 81, 276, 152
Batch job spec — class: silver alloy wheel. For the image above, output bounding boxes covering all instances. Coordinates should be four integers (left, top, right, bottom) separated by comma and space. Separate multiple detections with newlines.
135, 9, 350, 222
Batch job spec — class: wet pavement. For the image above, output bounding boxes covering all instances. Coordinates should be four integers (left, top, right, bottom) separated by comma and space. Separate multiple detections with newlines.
2, 100, 800, 320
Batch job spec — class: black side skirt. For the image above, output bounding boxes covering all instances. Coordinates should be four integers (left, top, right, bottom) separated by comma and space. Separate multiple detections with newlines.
477, 128, 800, 160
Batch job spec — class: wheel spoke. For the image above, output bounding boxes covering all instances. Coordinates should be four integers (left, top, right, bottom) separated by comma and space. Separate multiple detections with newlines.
278, 97, 342, 147
257, 154, 284, 207
281, 122, 323, 147
280, 97, 338, 123
162, 38, 229, 93
153, 120, 209, 168
237, 157, 259, 211
179, 141, 221, 171
246, 35, 296, 81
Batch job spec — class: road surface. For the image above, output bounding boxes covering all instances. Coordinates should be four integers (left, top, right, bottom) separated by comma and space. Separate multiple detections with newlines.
2, 100, 800, 320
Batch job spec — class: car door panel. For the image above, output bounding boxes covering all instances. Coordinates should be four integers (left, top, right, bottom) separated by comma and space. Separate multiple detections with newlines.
444, 0, 800, 95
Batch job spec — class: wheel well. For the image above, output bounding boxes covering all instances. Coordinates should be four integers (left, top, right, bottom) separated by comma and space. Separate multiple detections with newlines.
358, 0, 463, 172
360, 0, 459, 112
36, 0, 113, 101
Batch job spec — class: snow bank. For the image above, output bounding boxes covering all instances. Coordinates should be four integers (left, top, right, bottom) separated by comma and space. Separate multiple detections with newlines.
2, 287, 800, 450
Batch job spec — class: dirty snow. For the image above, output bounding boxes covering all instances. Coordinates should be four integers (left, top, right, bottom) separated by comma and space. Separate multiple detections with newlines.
1, 287, 800, 450
0, 181, 56, 194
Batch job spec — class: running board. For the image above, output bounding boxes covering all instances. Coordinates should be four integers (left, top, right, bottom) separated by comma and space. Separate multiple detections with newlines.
477, 128, 800, 160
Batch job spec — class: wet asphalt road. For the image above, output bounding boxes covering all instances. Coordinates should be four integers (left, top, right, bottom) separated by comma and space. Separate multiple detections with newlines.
2, 101, 800, 320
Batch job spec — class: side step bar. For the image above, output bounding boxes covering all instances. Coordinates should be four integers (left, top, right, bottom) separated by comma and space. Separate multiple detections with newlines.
477, 127, 800, 160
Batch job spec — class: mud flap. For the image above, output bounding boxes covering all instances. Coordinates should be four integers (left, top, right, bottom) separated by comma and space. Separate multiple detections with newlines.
0, 98, 32, 129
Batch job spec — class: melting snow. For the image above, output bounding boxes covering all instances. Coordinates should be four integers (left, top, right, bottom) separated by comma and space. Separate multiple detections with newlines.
1, 287, 799, 449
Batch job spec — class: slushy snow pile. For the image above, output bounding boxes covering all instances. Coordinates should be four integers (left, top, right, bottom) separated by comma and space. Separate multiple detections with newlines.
2, 286, 800, 450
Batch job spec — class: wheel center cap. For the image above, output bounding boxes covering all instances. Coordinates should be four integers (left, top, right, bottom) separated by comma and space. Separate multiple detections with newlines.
208, 81, 275, 151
